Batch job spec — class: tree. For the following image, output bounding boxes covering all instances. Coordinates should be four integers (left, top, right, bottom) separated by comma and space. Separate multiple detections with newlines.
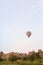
0, 57, 3, 61
35, 52, 40, 60
28, 55, 35, 62
8, 55, 17, 64
23, 56, 28, 60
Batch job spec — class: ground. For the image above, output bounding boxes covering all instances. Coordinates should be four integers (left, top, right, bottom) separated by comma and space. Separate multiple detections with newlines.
0, 60, 43, 65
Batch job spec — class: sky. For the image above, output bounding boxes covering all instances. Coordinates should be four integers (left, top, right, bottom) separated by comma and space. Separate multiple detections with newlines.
0, 0, 43, 53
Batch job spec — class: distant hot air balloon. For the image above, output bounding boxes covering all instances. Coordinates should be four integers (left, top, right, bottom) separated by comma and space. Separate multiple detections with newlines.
26, 31, 31, 38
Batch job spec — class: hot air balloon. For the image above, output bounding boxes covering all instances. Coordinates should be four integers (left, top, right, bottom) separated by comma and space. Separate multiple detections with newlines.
26, 31, 31, 38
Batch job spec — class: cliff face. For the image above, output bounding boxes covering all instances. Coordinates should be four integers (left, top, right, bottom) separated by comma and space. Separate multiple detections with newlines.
0, 49, 43, 60
0, 51, 27, 60
0, 51, 6, 60
38, 49, 43, 58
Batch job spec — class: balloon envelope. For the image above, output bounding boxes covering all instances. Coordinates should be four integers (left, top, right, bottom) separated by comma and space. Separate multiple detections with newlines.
26, 31, 31, 38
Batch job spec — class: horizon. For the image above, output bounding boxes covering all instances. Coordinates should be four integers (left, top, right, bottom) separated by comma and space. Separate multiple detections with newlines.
0, 49, 42, 54
0, 0, 43, 53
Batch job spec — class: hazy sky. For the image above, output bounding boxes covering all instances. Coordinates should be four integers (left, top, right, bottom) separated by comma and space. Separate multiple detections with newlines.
0, 0, 43, 53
